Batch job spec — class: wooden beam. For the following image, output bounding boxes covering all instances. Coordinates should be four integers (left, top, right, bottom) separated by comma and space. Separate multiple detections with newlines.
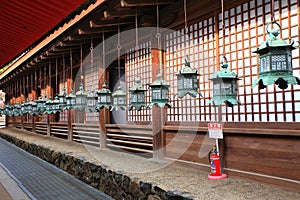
120, 0, 176, 7
89, 19, 132, 28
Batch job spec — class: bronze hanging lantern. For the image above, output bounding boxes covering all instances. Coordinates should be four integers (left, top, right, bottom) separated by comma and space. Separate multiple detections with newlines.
58, 86, 67, 110
37, 95, 46, 114
111, 85, 127, 111
147, 74, 171, 108
96, 82, 112, 111
128, 77, 147, 111
13, 103, 21, 116
75, 83, 87, 111
175, 56, 202, 98
44, 96, 53, 114
86, 90, 97, 112
30, 100, 39, 116
252, 22, 300, 90
65, 89, 76, 110
52, 95, 61, 114
208, 57, 241, 107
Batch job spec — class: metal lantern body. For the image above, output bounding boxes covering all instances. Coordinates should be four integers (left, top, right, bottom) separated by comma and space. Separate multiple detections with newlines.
95, 82, 112, 111
128, 78, 147, 111
147, 74, 171, 108
44, 97, 53, 114
86, 90, 97, 112
5, 104, 13, 117
37, 95, 46, 114
30, 100, 39, 116
75, 83, 87, 111
23, 100, 29, 115
27, 99, 34, 115
208, 61, 241, 107
52, 95, 61, 114
252, 22, 300, 90
58, 86, 67, 110
175, 57, 202, 98
20, 102, 25, 115
110, 86, 127, 111
65, 90, 76, 110
13, 103, 21, 116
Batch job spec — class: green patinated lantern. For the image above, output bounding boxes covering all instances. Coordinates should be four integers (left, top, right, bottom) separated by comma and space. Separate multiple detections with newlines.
23, 99, 29, 115
110, 85, 127, 111
20, 102, 25, 115
65, 89, 76, 110
30, 100, 39, 116
86, 90, 97, 112
58, 86, 67, 110
75, 83, 87, 111
5, 104, 13, 117
175, 56, 202, 98
95, 82, 112, 111
252, 22, 300, 90
27, 99, 34, 115
13, 103, 22, 116
208, 58, 241, 107
147, 74, 171, 108
37, 95, 46, 114
128, 77, 147, 111
52, 95, 61, 114
44, 97, 53, 114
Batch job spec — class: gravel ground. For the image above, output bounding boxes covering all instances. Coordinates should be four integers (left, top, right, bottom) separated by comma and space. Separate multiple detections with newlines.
1, 127, 299, 200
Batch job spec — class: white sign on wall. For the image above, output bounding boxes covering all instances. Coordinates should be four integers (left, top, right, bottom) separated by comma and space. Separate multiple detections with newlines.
208, 123, 223, 139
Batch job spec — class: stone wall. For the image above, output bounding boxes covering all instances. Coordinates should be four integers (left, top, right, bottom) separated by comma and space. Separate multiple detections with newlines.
0, 133, 192, 200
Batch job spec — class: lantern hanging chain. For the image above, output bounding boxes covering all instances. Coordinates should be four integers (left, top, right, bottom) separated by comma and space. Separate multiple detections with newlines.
80, 43, 83, 83
63, 53, 65, 89
117, 24, 121, 81
221, 0, 226, 64
184, 0, 188, 35
56, 57, 58, 94
156, 4, 162, 74
49, 60, 51, 98
271, 0, 275, 22
70, 48, 73, 89
135, 7, 140, 76
102, 32, 105, 71
90, 36, 94, 91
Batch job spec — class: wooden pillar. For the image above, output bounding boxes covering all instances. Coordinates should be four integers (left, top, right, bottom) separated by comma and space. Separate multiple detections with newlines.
99, 70, 108, 149
151, 48, 166, 159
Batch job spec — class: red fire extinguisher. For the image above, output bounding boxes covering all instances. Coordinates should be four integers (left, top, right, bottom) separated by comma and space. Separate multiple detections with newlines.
208, 145, 227, 180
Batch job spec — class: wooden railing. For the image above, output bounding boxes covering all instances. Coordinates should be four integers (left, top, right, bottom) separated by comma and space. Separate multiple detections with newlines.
105, 124, 153, 154
35, 122, 47, 135
72, 123, 100, 147
50, 122, 68, 139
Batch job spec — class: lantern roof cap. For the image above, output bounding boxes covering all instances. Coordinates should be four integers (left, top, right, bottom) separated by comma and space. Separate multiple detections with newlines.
97, 82, 112, 94
177, 56, 198, 75
112, 86, 126, 97
66, 89, 76, 98
253, 22, 296, 53
75, 83, 87, 95
87, 90, 96, 97
149, 74, 170, 88
129, 77, 147, 92
210, 61, 240, 80
53, 95, 60, 103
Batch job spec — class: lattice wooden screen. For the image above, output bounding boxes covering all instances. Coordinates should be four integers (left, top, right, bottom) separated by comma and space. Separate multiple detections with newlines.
126, 41, 152, 122
165, 0, 300, 122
